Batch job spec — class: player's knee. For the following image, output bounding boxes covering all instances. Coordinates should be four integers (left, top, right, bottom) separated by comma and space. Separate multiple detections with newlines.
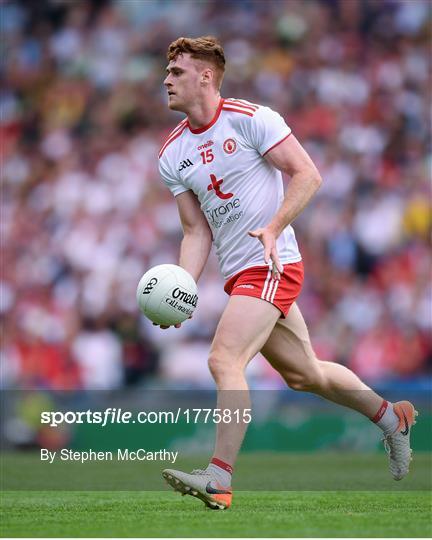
285, 366, 324, 392
208, 350, 243, 383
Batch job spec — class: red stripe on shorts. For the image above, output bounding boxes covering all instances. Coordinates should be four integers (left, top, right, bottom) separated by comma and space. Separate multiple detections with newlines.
224, 262, 304, 318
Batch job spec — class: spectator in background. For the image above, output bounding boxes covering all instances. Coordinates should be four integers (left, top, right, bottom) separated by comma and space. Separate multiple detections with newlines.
1, 0, 430, 390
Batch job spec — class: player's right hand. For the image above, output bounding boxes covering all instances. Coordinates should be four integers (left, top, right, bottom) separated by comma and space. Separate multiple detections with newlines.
152, 322, 182, 330
152, 314, 192, 330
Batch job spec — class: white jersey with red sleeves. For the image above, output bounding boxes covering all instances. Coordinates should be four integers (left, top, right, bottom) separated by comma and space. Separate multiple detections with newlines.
158, 98, 301, 280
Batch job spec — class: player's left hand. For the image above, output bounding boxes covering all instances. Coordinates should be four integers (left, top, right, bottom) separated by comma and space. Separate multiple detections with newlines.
248, 227, 283, 280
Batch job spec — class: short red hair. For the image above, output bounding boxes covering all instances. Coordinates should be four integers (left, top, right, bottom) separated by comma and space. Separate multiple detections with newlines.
167, 36, 225, 90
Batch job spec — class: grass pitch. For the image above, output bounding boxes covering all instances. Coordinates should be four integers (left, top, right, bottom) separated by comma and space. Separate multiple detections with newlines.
1, 490, 430, 537
1, 452, 431, 537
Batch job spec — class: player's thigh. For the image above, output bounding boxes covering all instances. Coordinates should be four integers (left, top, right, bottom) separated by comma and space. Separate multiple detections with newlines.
210, 295, 281, 369
260, 302, 318, 377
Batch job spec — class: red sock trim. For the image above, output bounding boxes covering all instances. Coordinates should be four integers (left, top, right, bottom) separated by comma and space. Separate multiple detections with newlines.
371, 400, 388, 423
211, 457, 233, 475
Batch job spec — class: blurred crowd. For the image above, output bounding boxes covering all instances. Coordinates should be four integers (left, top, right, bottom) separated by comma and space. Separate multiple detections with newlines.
1, 0, 431, 390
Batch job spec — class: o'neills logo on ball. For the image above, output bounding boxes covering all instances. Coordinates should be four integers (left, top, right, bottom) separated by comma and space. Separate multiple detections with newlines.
172, 287, 198, 307
223, 138, 237, 154
165, 287, 198, 315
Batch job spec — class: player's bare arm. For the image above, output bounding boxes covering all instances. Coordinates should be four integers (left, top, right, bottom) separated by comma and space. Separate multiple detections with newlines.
153, 191, 212, 330
249, 135, 322, 277
176, 190, 212, 282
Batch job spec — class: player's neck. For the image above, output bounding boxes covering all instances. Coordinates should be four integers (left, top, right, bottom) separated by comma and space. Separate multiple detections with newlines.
186, 93, 221, 130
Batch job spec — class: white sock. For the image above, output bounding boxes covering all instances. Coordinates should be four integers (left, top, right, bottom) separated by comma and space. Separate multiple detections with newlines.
375, 402, 399, 436
206, 462, 232, 487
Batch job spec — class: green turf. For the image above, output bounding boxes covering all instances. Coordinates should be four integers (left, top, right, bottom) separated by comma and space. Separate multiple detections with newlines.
1, 490, 431, 537
2, 451, 431, 491
2, 452, 431, 536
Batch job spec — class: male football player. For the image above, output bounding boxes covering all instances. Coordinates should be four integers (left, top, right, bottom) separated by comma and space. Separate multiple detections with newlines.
157, 36, 417, 510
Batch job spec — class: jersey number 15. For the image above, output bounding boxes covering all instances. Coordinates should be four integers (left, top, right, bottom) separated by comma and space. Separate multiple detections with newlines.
200, 149, 214, 164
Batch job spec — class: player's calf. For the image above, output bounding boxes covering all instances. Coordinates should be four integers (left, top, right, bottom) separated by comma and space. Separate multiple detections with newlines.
280, 364, 324, 393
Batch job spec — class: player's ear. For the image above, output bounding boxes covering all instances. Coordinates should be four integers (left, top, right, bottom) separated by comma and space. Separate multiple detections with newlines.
201, 67, 214, 87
